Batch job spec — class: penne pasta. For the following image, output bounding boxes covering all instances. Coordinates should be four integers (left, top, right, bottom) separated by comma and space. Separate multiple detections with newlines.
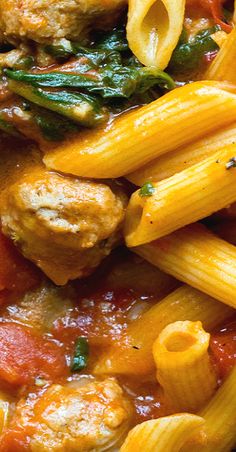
125, 145, 236, 246
1, 3, 236, 450
44, 81, 236, 178
120, 414, 205, 452
134, 223, 236, 308
126, 0, 185, 69
127, 123, 236, 185
153, 321, 217, 412
182, 367, 236, 451
94, 285, 234, 376
206, 27, 236, 83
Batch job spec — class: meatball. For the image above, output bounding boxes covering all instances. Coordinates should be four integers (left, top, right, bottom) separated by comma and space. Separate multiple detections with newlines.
0, 169, 127, 284
0, 0, 126, 44
15, 378, 132, 451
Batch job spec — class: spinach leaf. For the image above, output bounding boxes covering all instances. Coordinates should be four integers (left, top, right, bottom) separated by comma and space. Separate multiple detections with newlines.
2, 26, 175, 141
0, 96, 77, 141
138, 67, 175, 92
34, 109, 77, 141
44, 40, 75, 61
44, 27, 128, 64
96, 27, 129, 52
6, 65, 175, 100
7, 79, 106, 126
168, 26, 219, 74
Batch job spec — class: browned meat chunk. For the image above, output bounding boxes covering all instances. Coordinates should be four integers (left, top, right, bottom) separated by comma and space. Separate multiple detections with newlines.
13, 378, 133, 452
0, 169, 127, 284
0, 0, 126, 44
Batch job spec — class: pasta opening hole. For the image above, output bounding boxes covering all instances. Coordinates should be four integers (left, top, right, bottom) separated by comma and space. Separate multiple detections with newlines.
164, 332, 196, 352
142, 1, 169, 50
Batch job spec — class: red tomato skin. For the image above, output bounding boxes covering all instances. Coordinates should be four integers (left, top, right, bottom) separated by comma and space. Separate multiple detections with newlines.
0, 322, 68, 386
197, 0, 232, 32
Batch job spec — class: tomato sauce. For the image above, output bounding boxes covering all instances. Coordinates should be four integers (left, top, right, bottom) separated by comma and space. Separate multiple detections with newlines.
0, 322, 68, 386
210, 317, 236, 379
0, 239, 234, 449
0, 233, 40, 305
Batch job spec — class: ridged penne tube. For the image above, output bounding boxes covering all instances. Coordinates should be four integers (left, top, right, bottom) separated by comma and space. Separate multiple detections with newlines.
94, 285, 234, 376
153, 321, 217, 412
206, 27, 236, 83
134, 223, 236, 307
44, 81, 236, 178
126, 0, 185, 69
127, 123, 236, 185
120, 414, 205, 452
125, 145, 236, 246
182, 367, 236, 451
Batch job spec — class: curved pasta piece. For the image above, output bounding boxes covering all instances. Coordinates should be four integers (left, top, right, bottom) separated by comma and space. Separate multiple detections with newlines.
134, 223, 236, 308
124, 145, 236, 246
120, 414, 205, 452
182, 366, 236, 451
153, 321, 217, 412
94, 285, 233, 376
126, 0, 185, 69
206, 27, 236, 83
44, 81, 236, 178
127, 123, 236, 185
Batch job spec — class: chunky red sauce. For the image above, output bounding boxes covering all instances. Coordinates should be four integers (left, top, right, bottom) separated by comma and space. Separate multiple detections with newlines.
210, 319, 236, 378
0, 236, 235, 449
0, 234, 40, 304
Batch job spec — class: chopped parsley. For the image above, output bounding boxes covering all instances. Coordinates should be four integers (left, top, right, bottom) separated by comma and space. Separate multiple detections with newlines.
71, 337, 89, 372
226, 157, 236, 170
139, 182, 155, 197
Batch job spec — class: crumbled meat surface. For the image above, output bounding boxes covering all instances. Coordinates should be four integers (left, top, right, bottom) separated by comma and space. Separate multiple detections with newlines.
0, 0, 126, 44
0, 169, 127, 284
14, 378, 132, 451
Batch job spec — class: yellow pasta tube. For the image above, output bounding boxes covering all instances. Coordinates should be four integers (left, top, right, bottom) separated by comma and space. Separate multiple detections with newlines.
206, 27, 236, 83
127, 123, 236, 185
120, 414, 205, 452
126, 0, 185, 69
44, 81, 236, 178
125, 145, 236, 246
94, 285, 234, 376
182, 367, 236, 451
135, 223, 236, 308
153, 321, 217, 412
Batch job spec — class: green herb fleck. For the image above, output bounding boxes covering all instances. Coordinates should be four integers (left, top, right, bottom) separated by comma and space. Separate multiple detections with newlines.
139, 182, 155, 197
226, 157, 236, 170
71, 337, 89, 372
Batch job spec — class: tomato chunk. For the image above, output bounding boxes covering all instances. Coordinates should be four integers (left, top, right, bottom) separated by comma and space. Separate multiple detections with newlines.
0, 233, 40, 303
191, 0, 232, 32
0, 322, 68, 385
